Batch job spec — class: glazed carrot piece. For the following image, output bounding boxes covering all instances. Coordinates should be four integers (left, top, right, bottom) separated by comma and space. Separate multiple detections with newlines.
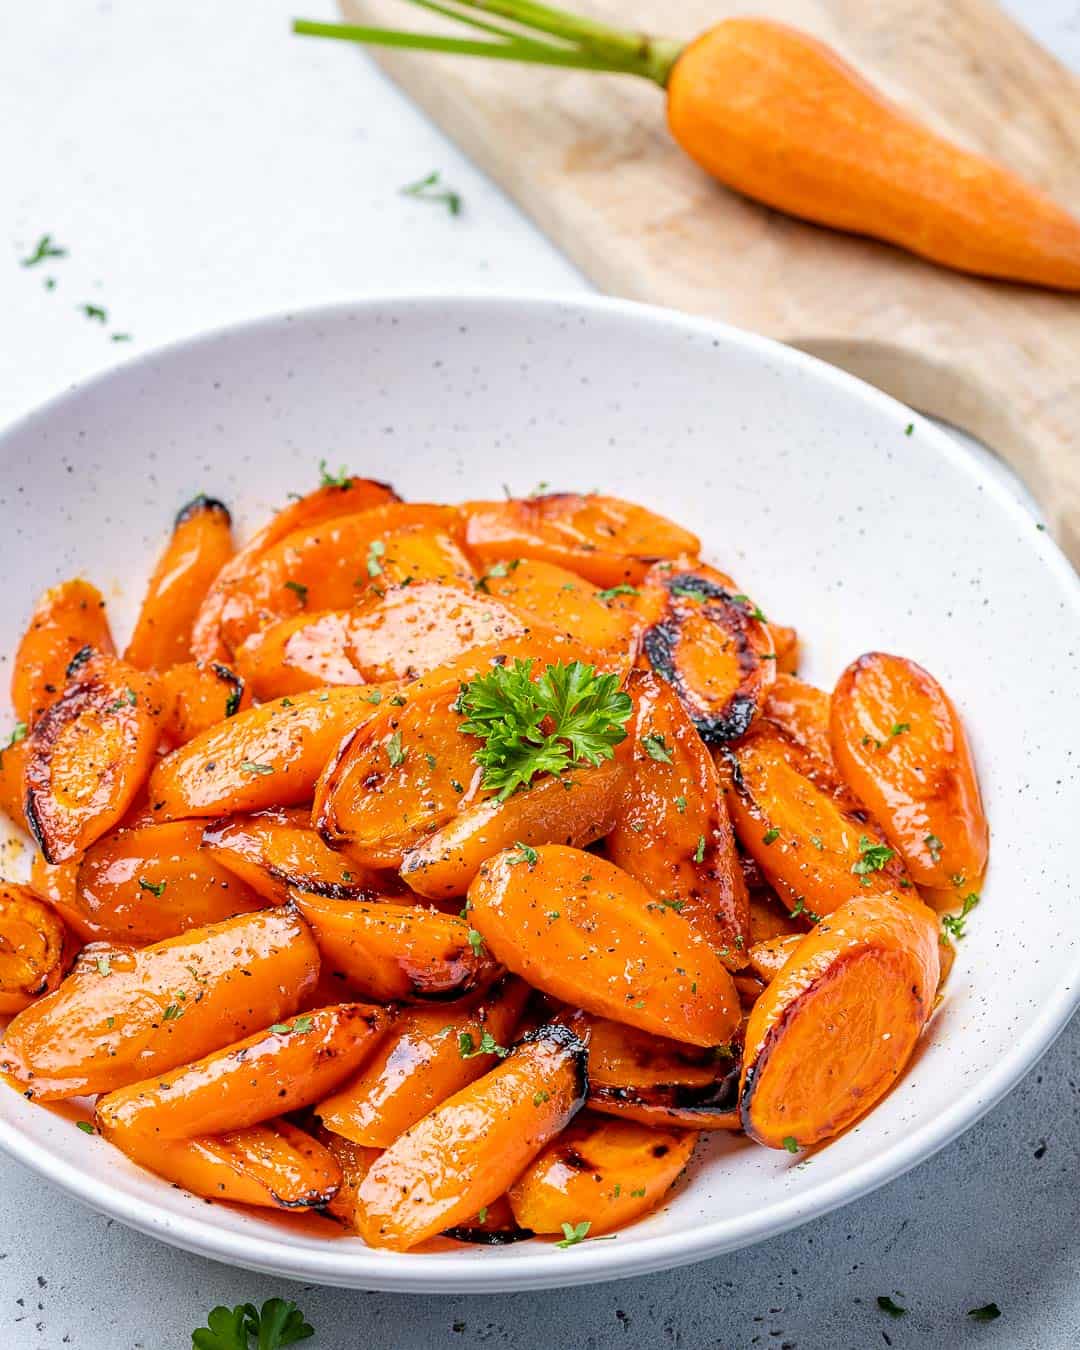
24, 656, 165, 863
443, 1192, 533, 1244
11, 580, 115, 727
467, 845, 740, 1047
607, 670, 748, 967
191, 474, 400, 661
316, 978, 528, 1147
463, 494, 700, 588
479, 558, 641, 653
354, 1024, 587, 1250
0, 908, 319, 1099
290, 892, 500, 1003
107, 1118, 342, 1210
508, 1116, 695, 1235
313, 682, 483, 866
748, 892, 803, 944
215, 505, 467, 655
0, 732, 30, 831
158, 660, 251, 745
0, 883, 75, 1014
400, 754, 629, 900
763, 674, 834, 772
830, 653, 988, 890
766, 624, 799, 676
69, 819, 262, 944
747, 934, 803, 985
639, 561, 775, 743
406, 631, 627, 693
233, 581, 529, 699
202, 807, 382, 905
318, 1127, 381, 1228
96, 1003, 391, 1142
148, 683, 396, 820
724, 727, 911, 917
125, 496, 234, 670
740, 890, 940, 1149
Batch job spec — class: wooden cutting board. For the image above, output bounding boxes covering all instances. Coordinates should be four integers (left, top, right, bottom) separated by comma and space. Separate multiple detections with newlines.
341, 0, 1080, 564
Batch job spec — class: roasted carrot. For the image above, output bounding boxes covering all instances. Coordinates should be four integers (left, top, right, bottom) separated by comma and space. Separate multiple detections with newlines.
479, 558, 641, 654
763, 674, 834, 773
443, 1192, 533, 1244
830, 653, 988, 891
318, 1128, 382, 1228
607, 670, 748, 966
0, 732, 30, 832
354, 1023, 587, 1250
748, 892, 802, 944
740, 891, 940, 1149
0, 909, 319, 1099
290, 891, 499, 1003
125, 496, 234, 670
296, 11, 1080, 291
24, 656, 165, 863
508, 1115, 695, 1235
747, 933, 803, 985
192, 474, 400, 661
467, 845, 740, 1047
11, 580, 115, 727
158, 659, 250, 745
316, 977, 528, 1147
0, 883, 74, 1014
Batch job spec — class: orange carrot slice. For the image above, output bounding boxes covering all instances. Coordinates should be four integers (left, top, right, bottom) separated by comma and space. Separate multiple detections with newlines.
12, 580, 115, 726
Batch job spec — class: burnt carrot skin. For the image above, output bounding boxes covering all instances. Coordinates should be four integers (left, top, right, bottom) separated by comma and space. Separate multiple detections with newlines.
11, 580, 115, 727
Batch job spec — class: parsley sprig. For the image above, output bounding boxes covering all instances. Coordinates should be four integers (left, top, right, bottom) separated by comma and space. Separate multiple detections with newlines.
455, 658, 632, 800
192, 1297, 313, 1349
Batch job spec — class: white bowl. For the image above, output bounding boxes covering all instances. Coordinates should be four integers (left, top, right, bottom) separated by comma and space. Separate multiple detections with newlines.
0, 296, 1076, 1293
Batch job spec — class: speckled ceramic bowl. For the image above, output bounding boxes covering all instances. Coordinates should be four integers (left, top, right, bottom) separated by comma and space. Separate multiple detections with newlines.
0, 296, 1076, 1292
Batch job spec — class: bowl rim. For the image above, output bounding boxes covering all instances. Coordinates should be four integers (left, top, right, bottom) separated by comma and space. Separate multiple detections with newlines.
0, 290, 1077, 1293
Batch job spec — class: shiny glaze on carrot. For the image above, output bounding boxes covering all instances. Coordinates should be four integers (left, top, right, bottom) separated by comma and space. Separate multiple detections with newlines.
11, 580, 115, 726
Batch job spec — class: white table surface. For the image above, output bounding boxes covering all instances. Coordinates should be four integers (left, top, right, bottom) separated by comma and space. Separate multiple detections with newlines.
1, 3, 1077, 1347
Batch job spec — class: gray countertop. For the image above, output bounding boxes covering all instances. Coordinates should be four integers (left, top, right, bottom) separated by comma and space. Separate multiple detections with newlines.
2, 2, 1078, 1346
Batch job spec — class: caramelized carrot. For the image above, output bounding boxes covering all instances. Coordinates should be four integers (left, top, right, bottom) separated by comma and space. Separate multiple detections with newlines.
203, 807, 381, 905
724, 727, 911, 917
316, 978, 528, 1147
830, 653, 988, 889
740, 891, 940, 1149
0, 883, 74, 1014
70, 819, 262, 944
467, 845, 740, 1047
158, 660, 250, 745
766, 623, 799, 675
0, 732, 30, 831
355, 1024, 587, 1250
479, 558, 641, 653
290, 892, 499, 1002
444, 1192, 533, 1244
763, 673, 834, 772
607, 670, 748, 966
463, 494, 699, 588
148, 684, 396, 820
11, 580, 115, 726
192, 474, 400, 661
318, 1128, 381, 1228
747, 933, 803, 984
24, 657, 164, 863
125, 496, 234, 670
748, 892, 803, 944
0, 909, 319, 1099
96, 1003, 391, 1141
508, 1116, 695, 1234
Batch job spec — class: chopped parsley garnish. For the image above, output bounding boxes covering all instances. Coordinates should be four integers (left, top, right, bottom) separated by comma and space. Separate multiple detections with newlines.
76, 1120, 96, 1135
731, 594, 768, 622
852, 835, 895, 878
239, 761, 274, 776
555, 1220, 591, 1249
533, 1090, 551, 1106
781, 1136, 799, 1153
508, 841, 539, 867
475, 559, 518, 592
809, 834, 824, 851
674, 796, 687, 813
629, 1187, 646, 1198
941, 892, 980, 942
693, 835, 706, 863
642, 733, 673, 764
877, 1296, 907, 1319
0, 720, 28, 767
81, 303, 107, 323
21, 234, 67, 267
466, 928, 485, 956
96, 956, 112, 976
400, 170, 463, 216
270, 1015, 314, 1036
595, 584, 638, 601
386, 729, 406, 768
925, 832, 944, 863
790, 897, 822, 923
362, 689, 383, 705
904, 423, 914, 436
476, 1206, 489, 1224
192, 1296, 314, 1349
458, 1030, 508, 1060
138, 877, 166, 897
284, 580, 308, 605
762, 827, 780, 846
318, 459, 352, 489
162, 1004, 184, 1022
967, 1303, 1001, 1322
455, 658, 632, 800
366, 538, 385, 577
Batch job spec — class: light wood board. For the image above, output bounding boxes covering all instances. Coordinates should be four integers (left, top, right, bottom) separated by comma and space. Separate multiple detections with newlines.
341, 0, 1080, 563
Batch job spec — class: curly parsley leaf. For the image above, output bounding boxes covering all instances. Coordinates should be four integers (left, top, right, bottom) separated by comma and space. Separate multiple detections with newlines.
941, 892, 980, 943
192, 1298, 313, 1350
851, 835, 895, 878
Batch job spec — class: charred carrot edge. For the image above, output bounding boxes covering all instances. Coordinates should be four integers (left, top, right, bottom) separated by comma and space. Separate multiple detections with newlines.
11, 579, 116, 727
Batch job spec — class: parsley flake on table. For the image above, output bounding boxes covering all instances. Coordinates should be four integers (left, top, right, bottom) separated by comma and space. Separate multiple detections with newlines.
455, 657, 632, 800
400, 169, 463, 216
192, 1296, 314, 1349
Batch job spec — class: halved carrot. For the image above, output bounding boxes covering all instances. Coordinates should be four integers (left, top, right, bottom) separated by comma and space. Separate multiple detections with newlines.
313, 682, 482, 867
158, 660, 250, 745
107, 1117, 342, 1209
318, 1127, 382, 1228
202, 807, 381, 905
11, 580, 115, 727
354, 1023, 587, 1250
479, 558, 642, 653
24, 657, 165, 863
215, 505, 466, 655
0, 883, 75, 1014
148, 683, 396, 820
401, 754, 629, 900
740, 890, 940, 1149
125, 496, 234, 670
0, 908, 319, 1099
96, 1003, 391, 1142
70, 819, 262, 944
467, 845, 740, 1047
607, 670, 749, 967
747, 934, 803, 984
234, 581, 529, 699
508, 1115, 695, 1235
192, 474, 400, 662
443, 1192, 534, 1244
830, 653, 988, 890
289, 891, 499, 1003
724, 727, 911, 917
0, 732, 30, 831
639, 561, 775, 743
763, 673, 834, 772
316, 978, 528, 1147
